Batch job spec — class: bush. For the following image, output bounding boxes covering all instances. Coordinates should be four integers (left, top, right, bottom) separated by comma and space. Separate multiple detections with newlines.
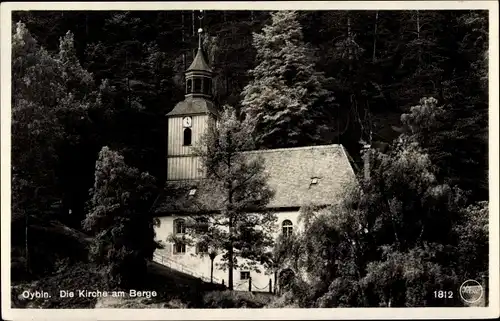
95, 296, 188, 309
265, 291, 300, 308
11, 262, 111, 308
202, 290, 269, 308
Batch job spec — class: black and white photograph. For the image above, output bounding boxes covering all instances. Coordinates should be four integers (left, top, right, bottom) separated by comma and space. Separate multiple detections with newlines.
1, 1, 499, 319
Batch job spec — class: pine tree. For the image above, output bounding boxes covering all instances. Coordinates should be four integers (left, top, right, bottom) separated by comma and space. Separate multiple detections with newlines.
83, 146, 159, 288
54, 30, 112, 228
395, 11, 449, 109
241, 11, 335, 149
188, 105, 276, 290
304, 11, 371, 148
439, 11, 489, 200
84, 13, 176, 182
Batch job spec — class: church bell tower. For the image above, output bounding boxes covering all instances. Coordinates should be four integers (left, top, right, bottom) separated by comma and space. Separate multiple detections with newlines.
166, 27, 217, 181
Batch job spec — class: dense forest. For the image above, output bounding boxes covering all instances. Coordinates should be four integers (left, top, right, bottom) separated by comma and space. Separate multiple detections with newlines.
11, 10, 489, 308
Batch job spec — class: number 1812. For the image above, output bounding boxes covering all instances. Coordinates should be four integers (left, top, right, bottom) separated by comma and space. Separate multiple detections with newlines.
434, 290, 453, 299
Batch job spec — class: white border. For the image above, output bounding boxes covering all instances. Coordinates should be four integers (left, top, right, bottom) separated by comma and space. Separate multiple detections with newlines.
1, 1, 499, 320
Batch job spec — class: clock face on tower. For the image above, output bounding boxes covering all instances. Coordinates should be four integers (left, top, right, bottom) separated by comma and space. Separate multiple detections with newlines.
182, 116, 192, 128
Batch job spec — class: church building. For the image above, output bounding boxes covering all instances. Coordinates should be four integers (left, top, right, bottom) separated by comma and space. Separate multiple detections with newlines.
152, 30, 356, 292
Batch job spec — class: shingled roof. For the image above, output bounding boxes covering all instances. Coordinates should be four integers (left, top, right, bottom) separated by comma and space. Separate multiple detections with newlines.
186, 48, 212, 73
154, 144, 356, 215
166, 97, 218, 117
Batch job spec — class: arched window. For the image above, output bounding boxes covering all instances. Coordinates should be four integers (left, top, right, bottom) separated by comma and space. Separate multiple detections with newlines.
174, 219, 186, 235
282, 220, 293, 237
183, 128, 192, 146
186, 79, 192, 94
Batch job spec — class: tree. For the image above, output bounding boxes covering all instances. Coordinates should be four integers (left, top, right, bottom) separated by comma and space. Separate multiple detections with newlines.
11, 22, 106, 275
398, 95, 487, 201
84, 12, 176, 183
453, 201, 488, 282
261, 232, 298, 294
438, 11, 488, 200
186, 105, 276, 290
394, 11, 450, 109
241, 10, 336, 149
83, 146, 159, 288
280, 131, 480, 307
201, 12, 265, 109
12, 22, 65, 224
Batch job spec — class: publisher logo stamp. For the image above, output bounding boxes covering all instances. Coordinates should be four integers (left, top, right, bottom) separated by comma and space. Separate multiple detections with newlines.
459, 280, 483, 304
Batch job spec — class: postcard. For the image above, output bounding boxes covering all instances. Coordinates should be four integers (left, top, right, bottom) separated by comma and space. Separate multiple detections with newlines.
1, 1, 498, 320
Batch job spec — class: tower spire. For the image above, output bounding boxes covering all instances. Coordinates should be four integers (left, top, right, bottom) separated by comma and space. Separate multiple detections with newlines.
184, 10, 212, 100
198, 28, 202, 49
198, 10, 204, 49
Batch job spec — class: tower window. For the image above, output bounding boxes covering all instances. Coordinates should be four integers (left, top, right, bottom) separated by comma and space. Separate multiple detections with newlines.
183, 128, 192, 146
194, 78, 202, 93
282, 220, 293, 237
187, 79, 192, 94
203, 78, 211, 95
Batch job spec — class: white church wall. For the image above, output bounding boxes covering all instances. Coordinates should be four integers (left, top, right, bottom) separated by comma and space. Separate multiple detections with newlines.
154, 210, 302, 292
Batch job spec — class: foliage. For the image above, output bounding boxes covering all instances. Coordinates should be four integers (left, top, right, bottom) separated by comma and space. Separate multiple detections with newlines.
11, 21, 108, 231
11, 22, 111, 278
241, 10, 336, 148
187, 105, 276, 290
264, 291, 300, 308
281, 131, 485, 307
12, 22, 69, 222
359, 244, 459, 307
83, 147, 160, 288
11, 263, 110, 308
95, 296, 189, 309
202, 290, 269, 308
400, 96, 487, 201
453, 201, 488, 280
260, 232, 299, 291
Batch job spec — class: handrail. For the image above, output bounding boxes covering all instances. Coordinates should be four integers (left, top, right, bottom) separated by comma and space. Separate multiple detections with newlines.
152, 252, 222, 284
